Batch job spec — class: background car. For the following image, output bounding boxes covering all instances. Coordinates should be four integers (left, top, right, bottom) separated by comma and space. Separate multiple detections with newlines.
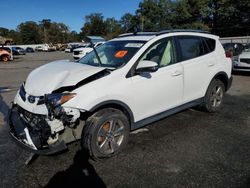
65, 44, 80, 53
26, 47, 35, 53
73, 42, 105, 60
0, 48, 12, 62
222, 42, 244, 56
12, 47, 26, 55
35, 46, 43, 51
0, 46, 13, 61
233, 43, 250, 71
42, 44, 56, 52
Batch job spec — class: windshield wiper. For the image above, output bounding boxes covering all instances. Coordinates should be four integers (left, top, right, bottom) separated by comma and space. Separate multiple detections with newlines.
85, 36, 103, 67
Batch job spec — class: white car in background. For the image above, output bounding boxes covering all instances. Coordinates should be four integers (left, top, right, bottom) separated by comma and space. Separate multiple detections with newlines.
73, 41, 105, 60
234, 43, 250, 71
43, 44, 56, 52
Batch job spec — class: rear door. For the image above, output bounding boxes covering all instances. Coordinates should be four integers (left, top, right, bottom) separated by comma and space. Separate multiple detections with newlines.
176, 35, 216, 103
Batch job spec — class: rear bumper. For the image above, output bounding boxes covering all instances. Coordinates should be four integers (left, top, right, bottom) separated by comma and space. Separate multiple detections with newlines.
8, 104, 67, 155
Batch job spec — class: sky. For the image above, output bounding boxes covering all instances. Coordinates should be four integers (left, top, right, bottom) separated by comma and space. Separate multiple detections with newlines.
0, 0, 142, 32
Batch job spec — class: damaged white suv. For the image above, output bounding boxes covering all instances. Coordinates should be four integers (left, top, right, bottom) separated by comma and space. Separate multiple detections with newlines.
9, 30, 232, 159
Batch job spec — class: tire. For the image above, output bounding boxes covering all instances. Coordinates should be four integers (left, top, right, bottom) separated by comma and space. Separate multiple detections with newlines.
1, 55, 9, 62
203, 79, 225, 112
81, 108, 130, 160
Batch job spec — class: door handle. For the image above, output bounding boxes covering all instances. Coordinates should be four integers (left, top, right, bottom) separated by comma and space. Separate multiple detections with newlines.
208, 63, 215, 67
171, 71, 182, 76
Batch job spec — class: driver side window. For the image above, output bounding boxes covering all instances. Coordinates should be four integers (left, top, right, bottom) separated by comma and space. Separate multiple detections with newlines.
139, 38, 176, 68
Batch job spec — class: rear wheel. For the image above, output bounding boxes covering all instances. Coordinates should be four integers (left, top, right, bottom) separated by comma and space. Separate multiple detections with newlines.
81, 108, 130, 160
204, 79, 225, 112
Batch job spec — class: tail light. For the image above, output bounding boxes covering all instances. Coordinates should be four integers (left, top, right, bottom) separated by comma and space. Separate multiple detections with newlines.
225, 51, 233, 58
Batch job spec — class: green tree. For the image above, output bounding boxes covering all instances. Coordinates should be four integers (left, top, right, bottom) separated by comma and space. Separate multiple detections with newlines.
211, 0, 250, 36
120, 13, 139, 32
105, 18, 122, 39
17, 21, 42, 44
80, 13, 106, 38
67, 31, 80, 42
47, 22, 70, 43
171, 0, 209, 30
39, 19, 51, 43
0, 27, 9, 36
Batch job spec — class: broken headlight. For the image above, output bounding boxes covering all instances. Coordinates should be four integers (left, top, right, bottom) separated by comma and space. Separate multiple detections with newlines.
45, 93, 76, 108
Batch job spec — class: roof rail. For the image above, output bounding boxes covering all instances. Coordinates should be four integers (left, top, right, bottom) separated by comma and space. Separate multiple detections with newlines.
118, 29, 210, 38
156, 29, 210, 35
118, 32, 157, 38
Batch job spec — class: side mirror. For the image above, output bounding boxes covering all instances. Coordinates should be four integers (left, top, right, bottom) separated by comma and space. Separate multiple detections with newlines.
136, 60, 158, 73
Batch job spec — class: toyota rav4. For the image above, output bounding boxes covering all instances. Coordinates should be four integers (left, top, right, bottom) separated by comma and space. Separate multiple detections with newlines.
9, 30, 232, 159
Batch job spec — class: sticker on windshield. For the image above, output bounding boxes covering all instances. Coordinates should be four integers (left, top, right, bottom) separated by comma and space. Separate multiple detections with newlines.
125, 43, 143, 48
115, 50, 128, 58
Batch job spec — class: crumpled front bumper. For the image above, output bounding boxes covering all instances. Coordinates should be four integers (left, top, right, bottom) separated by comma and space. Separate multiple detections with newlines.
8, 104, 67, 155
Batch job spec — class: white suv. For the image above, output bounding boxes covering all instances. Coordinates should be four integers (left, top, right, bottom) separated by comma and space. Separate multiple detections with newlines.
9, 30, 232, 159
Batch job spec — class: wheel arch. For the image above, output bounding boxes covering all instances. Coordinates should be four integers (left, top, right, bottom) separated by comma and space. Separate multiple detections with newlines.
210, 71, 230, 91
89, 100, 135, 129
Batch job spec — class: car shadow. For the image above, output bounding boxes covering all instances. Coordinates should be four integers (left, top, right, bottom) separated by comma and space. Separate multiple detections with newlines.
44, 149, 106, 188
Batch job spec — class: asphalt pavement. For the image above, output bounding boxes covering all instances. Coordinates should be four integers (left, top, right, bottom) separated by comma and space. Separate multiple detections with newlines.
0, 52, 249, 188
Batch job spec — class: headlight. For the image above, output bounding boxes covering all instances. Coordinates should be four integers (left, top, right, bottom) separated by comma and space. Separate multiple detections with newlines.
45, 93, 76, 108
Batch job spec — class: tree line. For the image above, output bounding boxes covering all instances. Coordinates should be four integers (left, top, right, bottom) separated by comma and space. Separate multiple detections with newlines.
1, 0, 250, 44
0, 19, 79, 45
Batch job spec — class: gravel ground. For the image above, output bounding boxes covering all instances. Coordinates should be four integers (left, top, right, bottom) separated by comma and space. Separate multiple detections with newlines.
0, 52, 249, 188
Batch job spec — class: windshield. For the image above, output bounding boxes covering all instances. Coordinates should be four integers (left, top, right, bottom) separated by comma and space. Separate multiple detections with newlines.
78, 40, 145, 68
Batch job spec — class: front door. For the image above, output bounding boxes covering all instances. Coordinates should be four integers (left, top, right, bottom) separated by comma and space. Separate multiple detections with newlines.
129, 38, 184, 122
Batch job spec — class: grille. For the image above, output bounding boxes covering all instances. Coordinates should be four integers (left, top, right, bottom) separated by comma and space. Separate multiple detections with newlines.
74, 51, 80, 55
19, 85, 45, 105
240, 58, 250, 64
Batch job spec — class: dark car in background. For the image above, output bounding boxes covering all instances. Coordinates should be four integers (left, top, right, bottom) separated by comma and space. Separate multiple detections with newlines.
12, 47, 26, 55
26, 47, 35, 53
65, 44, 80, 53
0, 46, 12, 54
222, 43, 244, 56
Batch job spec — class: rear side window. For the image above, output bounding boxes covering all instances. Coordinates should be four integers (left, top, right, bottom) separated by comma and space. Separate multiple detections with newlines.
177, 36, 215, 61
203, 37, 216, 52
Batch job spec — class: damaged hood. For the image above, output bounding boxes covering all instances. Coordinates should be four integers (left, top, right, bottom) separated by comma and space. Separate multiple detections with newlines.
25, 60, 106, 96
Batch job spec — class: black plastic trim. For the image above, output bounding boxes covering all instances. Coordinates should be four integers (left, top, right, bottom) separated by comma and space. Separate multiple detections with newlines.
131, 98, 203, 130
118, 30, 210, 38
227, 76, 233, 91
212, 71, 231, 91
9, 132, 67, 155
90, 100, 135, 125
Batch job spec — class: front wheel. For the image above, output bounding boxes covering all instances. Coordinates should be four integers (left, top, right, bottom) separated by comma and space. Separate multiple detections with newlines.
203, 79, 225, 112
81, 108, 130, 160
